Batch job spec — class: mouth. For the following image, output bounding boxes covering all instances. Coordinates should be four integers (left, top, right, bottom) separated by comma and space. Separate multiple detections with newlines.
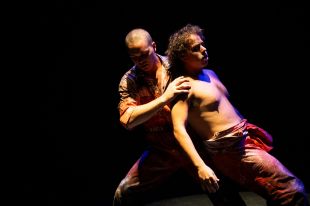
201, 56, 208, 65
138, 63, 149, 70
202, 56, 208, 61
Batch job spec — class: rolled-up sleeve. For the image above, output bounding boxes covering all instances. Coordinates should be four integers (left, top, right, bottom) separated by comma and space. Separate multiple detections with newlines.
118, 74, 139, 129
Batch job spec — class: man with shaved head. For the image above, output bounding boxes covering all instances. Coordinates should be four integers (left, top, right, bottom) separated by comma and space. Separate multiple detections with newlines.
113, 28, 192, 206
113, 28, 247, 206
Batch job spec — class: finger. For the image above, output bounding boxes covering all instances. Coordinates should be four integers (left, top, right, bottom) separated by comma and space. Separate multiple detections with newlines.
212, 174, 219, 182
204, 182, 215, 193
175, 90, 190, 94
178, 83, 191, 89
175, 79, 190, 86
209, 176, 219, 187
212, 179, 220, 191
207, 181, 219, 193
174, 76, 184, 81
205, 177, 219, 192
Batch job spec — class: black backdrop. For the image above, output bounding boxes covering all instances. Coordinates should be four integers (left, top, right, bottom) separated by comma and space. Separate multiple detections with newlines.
32, 5, 309, 205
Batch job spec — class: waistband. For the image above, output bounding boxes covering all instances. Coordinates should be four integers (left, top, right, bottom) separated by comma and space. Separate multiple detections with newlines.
204, 119, 248, 152
212, 119, 247, 140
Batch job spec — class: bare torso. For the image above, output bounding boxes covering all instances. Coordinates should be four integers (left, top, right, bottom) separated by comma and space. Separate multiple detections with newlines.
187, 69, 242, 140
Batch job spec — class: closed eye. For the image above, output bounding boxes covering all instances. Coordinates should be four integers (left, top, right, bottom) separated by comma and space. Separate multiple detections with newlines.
191, 43, 206, 52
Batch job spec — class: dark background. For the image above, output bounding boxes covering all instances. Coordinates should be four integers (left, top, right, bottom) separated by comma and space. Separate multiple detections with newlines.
30, 5, 309, 205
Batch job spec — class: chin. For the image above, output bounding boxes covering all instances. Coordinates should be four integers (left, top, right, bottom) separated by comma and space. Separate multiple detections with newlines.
201, 62, 208, 67
201, 58, 208, 64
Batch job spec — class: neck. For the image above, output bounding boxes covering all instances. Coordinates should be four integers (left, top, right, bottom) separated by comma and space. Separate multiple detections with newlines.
184, 68, 202, 79
146, 56, 162, 78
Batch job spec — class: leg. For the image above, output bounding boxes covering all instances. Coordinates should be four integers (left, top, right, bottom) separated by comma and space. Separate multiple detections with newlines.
242, 148, 309, 206
189, 129, 247, 206
113, 149, 183, 206
210, 147, 308, 206
189, 149, 247, 206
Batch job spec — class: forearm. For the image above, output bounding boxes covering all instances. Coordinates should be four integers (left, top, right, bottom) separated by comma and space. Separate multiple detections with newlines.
126, 95, 168, 129
174, 128, 206, 168
122, 76, 191, 129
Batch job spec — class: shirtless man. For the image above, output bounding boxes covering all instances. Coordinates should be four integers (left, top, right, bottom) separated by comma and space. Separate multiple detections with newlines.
166, 24, 309, 206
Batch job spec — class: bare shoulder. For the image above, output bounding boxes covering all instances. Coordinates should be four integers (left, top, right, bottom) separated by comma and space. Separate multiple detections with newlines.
203, 69, 219, 79
203, 69, 228, 95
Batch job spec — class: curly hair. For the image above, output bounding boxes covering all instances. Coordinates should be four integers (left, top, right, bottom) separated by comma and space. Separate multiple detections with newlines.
166, 24, 205, 79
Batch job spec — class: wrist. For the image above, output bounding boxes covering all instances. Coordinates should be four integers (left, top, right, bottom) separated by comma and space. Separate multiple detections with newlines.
158, 94, 168, 105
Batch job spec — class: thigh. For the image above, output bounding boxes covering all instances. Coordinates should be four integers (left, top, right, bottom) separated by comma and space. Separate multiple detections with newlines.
241, 148, 304, 199
118, 149, 184, 193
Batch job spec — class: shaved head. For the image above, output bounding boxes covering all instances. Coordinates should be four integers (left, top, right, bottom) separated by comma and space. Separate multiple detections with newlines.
125, 28, 153, 48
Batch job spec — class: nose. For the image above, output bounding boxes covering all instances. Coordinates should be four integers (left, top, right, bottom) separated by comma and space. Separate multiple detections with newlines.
132, 56, 145, 64
201, 45, 207, 52
203, 50, 208, 57
200, 45, 207, 54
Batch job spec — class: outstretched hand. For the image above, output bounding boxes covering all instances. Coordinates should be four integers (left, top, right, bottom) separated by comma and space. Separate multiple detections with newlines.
163, 76, 191, 102
197, 164, 220, 193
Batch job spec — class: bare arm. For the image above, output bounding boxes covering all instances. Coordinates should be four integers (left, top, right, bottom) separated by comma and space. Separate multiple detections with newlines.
171, 98, 219, 193
126, 76, 190, 129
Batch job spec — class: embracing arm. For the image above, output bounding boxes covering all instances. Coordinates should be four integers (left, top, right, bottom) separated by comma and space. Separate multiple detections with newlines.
171, 99, 219, 193
121, 76, 190, 129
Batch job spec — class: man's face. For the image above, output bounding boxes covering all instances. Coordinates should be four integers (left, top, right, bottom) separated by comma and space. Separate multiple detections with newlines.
128, 41, 156, 72
182, 34, 208, 72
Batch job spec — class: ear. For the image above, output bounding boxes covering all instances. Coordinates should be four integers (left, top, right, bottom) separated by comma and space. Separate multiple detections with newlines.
152, 41, 156, 52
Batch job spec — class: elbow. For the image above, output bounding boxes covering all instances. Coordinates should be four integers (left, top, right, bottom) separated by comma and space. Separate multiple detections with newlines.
119, 107, 137, 130
119, 108, 136, 130
125, 122, 136, 130
120, 114, 138, 130
173, 124, 187, 139
173, 128, 182, 140
120, 118, 135, 130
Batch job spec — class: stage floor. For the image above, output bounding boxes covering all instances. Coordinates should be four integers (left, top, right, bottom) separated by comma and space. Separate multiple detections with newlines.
147, 192, 310, 206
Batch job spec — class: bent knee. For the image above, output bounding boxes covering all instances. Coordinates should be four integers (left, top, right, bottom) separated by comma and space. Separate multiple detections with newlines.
114, 177, 137, 200
114, 179, 130, 199
278, 178, 308, 205
290, 178, 306, 195
113, 178, 142, 206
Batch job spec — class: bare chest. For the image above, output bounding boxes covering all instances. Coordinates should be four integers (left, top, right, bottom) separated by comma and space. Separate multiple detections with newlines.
189, 80, 227, 111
